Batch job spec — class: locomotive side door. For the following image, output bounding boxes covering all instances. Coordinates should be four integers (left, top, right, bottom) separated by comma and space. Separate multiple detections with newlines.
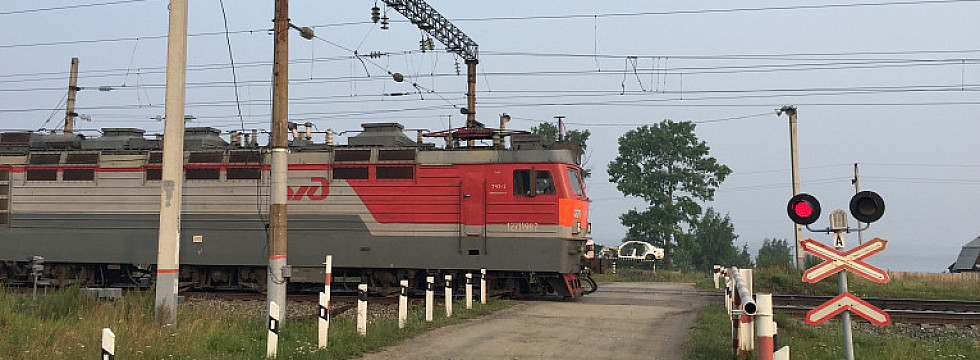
459, 167, 486, 256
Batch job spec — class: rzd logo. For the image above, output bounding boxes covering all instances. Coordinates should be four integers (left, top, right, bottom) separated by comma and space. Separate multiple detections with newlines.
288, 177, 329, 201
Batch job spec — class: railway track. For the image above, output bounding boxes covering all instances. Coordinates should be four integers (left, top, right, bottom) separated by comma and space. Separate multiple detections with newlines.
772, 294, 980, 325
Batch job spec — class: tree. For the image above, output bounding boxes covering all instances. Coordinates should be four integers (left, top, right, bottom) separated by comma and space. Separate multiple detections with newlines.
607, 120, 731, 261
674, 208, 747, 271
733, 243, 754, 269
531, 122, 592, 178
756, 238, 794, 269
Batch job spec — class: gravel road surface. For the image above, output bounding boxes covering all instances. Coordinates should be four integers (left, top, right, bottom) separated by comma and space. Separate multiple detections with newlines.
354, 282, 716, 360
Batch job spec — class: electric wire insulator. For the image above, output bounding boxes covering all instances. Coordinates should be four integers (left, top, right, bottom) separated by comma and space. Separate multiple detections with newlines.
371, 6, 380, 23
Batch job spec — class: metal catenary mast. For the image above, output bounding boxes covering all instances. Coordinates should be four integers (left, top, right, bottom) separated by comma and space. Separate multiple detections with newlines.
381, 0, 481, 129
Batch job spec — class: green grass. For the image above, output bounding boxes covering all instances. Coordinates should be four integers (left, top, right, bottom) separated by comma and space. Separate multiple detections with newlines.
0, 285, 515, 360
751, 267, 980, 300
684, 305, 980, 360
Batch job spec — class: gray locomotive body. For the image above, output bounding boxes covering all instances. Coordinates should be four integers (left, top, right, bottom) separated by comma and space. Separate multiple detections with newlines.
0, 124, 591, 297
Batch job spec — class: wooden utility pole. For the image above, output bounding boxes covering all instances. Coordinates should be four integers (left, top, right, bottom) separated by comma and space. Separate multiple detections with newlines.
64, 57, 79, 133
268, 0, 290, 324
155, 0, 188, 326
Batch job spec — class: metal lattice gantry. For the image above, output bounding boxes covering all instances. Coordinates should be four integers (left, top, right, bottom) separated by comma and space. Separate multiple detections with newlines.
382, 0, 478, 61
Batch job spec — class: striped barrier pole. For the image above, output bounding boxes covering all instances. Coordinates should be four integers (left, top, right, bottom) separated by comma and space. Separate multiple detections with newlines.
425, 276, 434, 322
101, 328, 114, 360
319, 255, 332, 348
318, 292, 328, 348
756, 294, 775, 360
465, 273, 473, 309
480, 269, 487, 305
267, 301, 280, 358
357, 283, 368, 336
399, 279, 409, 329
445, 275, 453, 317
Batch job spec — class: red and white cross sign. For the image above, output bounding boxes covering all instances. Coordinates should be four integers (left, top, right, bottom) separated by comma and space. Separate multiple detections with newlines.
806, 292, 891, 326
801, 237, 889, 284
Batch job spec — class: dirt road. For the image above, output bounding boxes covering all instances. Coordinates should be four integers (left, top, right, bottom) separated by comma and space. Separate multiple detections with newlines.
354, 282, 717, 360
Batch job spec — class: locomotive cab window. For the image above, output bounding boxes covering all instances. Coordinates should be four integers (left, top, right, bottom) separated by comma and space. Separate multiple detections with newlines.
513, 169, 555, 196
568, 169, 585, 196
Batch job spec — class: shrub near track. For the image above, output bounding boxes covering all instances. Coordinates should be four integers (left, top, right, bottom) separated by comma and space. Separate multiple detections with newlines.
0, 285, 514, 360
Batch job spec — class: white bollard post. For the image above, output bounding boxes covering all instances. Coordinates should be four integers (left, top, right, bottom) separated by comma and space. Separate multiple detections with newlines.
465, 273, 473, 309
713, 265, 721, 289
445, 274, 453, 317
480, 269, 487, 305
320, 255, 332, 348
101, 328, 115, 360
357, 283, 368, 336
738, 269, 755, 354
318, 292, 328, 348
425, 276, 434, 322
756, 294, 775, 360
612, 261, 617, 274
399, 279, 409, 329
267, 301, 280, 358
774, 346, 791, 360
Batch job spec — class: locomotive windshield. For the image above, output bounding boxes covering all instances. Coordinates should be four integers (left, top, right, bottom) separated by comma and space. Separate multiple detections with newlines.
568, 168, 585, 196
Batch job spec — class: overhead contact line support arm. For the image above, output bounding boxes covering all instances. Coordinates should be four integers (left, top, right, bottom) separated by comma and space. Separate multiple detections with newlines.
381, 0, 481, 128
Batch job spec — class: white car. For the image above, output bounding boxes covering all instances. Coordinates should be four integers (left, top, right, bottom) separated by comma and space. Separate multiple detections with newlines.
609, 241, 665, 261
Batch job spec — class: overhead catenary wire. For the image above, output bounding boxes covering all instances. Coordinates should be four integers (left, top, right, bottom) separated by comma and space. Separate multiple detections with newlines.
0, 0, 153, 16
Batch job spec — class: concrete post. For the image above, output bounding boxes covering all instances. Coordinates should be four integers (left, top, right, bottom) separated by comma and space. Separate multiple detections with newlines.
267, 302, 280, 358
425, 276, 434, 322
357, 284, 368, 336
756, 294, 775, 360
318, 292, 328, 348
738, 268, 755, 355
445, 274, 453, 317
101, 328, 115, 360
319, 255, 331, 348
399, 279, 409, 329
480, 269, 487, 304
465, 273, 473, 309
154, 0, 188, 327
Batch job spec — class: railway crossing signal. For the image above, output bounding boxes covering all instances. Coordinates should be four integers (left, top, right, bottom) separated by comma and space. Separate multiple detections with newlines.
801, 238, 890, 283
786, 190, 889, 360
787, 193, 821, 225
806, 292, 891, 326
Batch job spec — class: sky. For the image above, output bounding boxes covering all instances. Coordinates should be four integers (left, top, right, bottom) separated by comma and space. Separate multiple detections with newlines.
2, 1, 979, 272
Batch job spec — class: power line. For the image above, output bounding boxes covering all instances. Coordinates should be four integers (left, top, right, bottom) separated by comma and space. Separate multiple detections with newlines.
0, 0, 152, 16
305, 0, 980, 27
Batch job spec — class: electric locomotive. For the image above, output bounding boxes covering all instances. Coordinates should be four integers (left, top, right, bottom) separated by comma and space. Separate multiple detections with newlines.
0, 123, 591, 297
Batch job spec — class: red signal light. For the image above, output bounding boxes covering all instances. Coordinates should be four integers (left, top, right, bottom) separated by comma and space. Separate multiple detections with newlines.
793, 201, 813, 218
787, 193, 821, 225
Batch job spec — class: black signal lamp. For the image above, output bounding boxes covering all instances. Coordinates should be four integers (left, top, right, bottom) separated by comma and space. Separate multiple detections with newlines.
787, 193, 821, 225
849, 190, 885, 223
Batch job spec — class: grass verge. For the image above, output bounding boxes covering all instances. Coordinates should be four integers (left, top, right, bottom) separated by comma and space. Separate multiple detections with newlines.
684, 304, 980, 360
0, 285, 515, 360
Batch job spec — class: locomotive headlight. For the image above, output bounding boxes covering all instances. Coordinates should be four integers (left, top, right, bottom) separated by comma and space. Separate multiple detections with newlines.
573, 221, 582, 234
587, 222, 591, 234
